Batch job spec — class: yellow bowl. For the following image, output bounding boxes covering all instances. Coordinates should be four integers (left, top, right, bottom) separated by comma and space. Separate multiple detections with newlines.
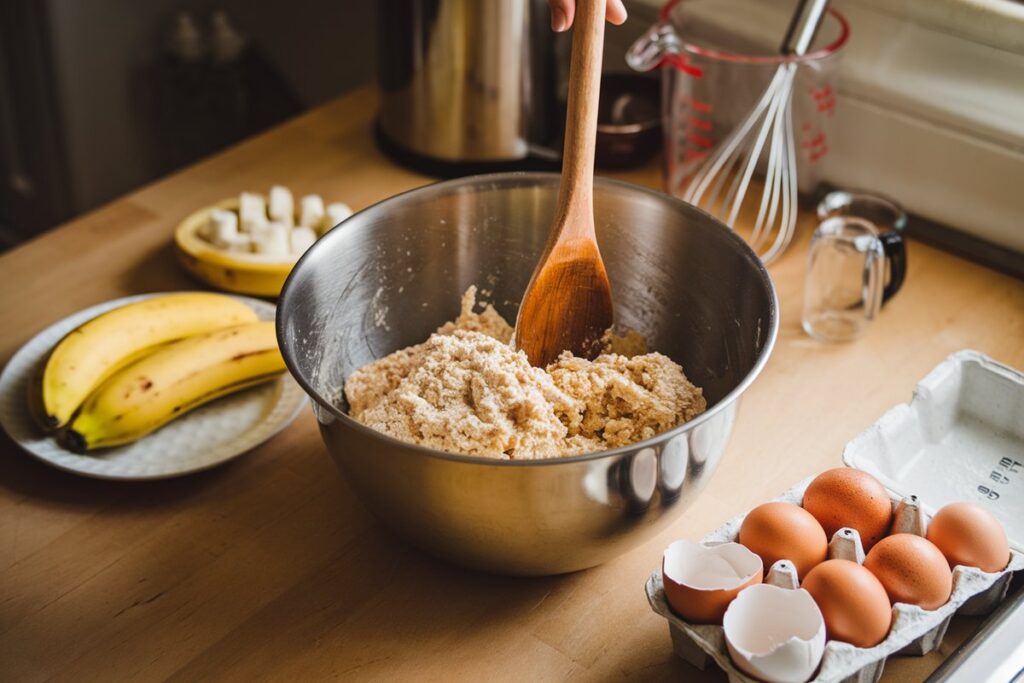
173, 198, 296, 298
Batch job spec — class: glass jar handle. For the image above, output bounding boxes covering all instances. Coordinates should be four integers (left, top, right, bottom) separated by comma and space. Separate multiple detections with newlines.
879, 231, 906, 304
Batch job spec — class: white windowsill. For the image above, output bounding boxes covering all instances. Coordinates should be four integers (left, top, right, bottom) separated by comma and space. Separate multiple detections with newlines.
622, 0, 1024, 254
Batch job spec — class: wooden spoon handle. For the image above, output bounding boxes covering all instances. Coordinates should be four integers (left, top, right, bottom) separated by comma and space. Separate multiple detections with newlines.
556, 0, 606, 238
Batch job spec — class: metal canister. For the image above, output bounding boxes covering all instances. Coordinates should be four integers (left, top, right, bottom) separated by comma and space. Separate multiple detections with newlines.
376, 0, 559, 174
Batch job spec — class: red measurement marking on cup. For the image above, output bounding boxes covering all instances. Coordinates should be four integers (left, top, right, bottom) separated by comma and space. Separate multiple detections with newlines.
802, 133, 826, 148
678, 94, 713, 112
801, 131, 828, 162
659, 54, 703, 78
688, 116, 712, 131
687, 133, 713, 148
811, 85, 833, 100
810, 85, 836, 115
674, 91, 716, 190
690, 99, 712, 114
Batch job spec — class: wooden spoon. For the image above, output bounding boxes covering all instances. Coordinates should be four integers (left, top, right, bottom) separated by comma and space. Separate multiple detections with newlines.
514, 0, 613, 368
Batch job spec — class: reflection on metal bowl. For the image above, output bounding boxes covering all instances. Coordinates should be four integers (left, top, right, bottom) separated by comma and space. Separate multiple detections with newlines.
277, 173, 777, 575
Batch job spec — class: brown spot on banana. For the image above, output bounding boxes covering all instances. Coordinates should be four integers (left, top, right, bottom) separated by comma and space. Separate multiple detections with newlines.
230, 349, 275, 362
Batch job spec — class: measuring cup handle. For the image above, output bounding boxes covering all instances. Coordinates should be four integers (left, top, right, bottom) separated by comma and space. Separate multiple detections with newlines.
880, 231, 906, 304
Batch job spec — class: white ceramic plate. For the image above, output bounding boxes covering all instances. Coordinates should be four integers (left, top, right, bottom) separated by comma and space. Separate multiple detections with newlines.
0, 293, 306, 480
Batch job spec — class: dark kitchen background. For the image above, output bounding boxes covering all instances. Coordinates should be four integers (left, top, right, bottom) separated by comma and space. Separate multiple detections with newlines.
2, 0, 1021, 271
0, 1, 375, 249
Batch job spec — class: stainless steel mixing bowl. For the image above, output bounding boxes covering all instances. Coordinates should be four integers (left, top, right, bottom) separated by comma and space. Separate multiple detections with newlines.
277, 173, 777, 575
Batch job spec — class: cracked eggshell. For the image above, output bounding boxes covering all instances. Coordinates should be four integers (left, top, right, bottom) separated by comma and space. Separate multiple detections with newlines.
724, 584, 825, 683
663, 540, 763, 624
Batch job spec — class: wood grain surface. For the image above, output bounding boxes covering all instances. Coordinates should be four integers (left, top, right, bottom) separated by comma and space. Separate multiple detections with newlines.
1, 85, 1022, 682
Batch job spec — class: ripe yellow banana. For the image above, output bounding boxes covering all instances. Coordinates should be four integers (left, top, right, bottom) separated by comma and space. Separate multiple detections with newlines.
41, 293, 259, 429
63, 321, 285, 452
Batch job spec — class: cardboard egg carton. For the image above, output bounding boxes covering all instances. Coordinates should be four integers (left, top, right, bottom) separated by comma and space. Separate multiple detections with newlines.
842, 350, 1022, 579
647, 350, 1024, 683
646, 477, 1023, 683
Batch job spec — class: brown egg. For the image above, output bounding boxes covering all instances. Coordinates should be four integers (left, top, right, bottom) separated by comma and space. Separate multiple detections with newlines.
864, 534, 953, 610
739, 502, 828, 579
926, 502, 1010, 573
802, 559, 892, 648
803, 468, 893, 550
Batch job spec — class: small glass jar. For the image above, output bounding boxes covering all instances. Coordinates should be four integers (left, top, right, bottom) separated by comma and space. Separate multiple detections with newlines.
802, 215, 906, 342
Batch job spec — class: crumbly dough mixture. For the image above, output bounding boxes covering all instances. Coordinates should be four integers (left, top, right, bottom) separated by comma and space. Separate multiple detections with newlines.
344, 287, 706, 459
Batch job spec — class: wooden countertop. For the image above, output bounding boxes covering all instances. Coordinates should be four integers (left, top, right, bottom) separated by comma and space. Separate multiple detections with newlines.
1, 86, 1022, 682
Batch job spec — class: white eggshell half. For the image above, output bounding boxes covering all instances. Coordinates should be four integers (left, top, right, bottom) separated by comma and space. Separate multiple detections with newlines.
664, 540, 762, 590
723, 584, 825, 683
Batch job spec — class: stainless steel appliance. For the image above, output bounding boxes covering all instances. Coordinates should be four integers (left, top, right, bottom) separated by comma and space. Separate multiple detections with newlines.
376, 0, 561, 175
277, 173, 778, 575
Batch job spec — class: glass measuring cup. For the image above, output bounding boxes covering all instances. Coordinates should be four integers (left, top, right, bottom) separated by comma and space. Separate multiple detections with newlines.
802, 216, 906, 342
627, 0, 849, 201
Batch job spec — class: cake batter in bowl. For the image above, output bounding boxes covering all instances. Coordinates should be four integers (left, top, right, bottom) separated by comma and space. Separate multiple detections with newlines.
277, 173, 777, 575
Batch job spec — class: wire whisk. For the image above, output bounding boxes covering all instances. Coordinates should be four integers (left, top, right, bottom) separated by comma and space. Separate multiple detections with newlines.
683, 0, 830, 265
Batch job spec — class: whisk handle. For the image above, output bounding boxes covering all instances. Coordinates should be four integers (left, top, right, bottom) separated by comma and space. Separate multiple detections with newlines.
781, 0, 830, 56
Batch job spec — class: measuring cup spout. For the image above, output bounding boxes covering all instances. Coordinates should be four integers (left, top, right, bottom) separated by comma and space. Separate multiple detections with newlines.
627, 22, 700, 76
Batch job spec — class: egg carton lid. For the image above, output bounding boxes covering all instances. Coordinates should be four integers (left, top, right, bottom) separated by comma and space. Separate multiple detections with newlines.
842, 349, 1024, 553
